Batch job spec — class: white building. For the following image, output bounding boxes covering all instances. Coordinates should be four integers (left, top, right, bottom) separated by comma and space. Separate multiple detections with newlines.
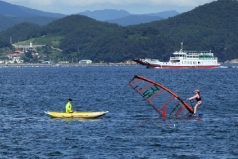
79, 60, 92, 64
58, 61, 69, 64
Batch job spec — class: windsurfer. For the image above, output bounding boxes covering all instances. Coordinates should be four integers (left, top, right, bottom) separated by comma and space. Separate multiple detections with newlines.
187, 90, 202, 115
65, 98, 74, 113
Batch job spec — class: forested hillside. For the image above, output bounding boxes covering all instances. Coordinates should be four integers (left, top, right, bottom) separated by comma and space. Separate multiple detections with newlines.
0, 0, 238, 63
135, 0, 238, 61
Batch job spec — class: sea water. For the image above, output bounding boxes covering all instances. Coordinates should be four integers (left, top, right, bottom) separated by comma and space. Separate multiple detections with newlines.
0, 65, 238, 158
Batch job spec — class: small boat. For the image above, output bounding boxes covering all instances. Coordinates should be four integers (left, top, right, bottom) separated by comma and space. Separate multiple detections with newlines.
134, 43, 220, 69
45, 111, 108, 118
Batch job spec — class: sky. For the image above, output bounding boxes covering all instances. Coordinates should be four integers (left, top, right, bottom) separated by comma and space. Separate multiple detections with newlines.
3, 0, 216, 15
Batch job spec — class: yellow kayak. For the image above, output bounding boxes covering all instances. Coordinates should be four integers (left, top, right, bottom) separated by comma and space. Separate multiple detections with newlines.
45, 111, 108, 118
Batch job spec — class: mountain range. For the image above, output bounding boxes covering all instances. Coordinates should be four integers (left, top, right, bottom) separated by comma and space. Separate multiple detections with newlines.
79, 9, 179, 26
0, 0, 179, 31
1, 0, 238, 63
0, 0, 64, 18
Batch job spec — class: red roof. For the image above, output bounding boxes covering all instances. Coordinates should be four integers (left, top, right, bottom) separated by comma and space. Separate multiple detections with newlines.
14, 50, 21, 53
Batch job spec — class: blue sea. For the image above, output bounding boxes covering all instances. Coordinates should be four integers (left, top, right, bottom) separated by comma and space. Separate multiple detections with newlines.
0, 65, 238, 159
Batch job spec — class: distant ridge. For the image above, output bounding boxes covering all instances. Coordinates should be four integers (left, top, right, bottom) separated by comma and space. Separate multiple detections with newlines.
79, 9, 131, 21
107, 15, 163, 26
0, 0, 65, 18
79, 9, 179, 26
0, 15, 57, 31
147, 10, 180, 18
0, 0, 65, 31
0, 0, 179, 30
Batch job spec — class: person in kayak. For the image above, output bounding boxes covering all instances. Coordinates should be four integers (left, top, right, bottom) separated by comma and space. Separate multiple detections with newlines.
187, 90, 202, 115
65, 98, 74, 113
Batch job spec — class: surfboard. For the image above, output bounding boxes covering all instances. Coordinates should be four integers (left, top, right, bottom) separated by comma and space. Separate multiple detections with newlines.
45, 111, 108, 118
188, 113, 203, 117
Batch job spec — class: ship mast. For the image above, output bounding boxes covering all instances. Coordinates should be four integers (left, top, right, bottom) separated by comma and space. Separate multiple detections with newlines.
180, 42, 183, 52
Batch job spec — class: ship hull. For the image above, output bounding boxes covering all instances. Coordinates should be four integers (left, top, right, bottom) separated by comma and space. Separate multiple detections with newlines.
146, 64, 220, 69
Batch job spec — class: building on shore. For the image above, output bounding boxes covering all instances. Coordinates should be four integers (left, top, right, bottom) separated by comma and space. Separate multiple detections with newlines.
58, 61, 69, 64
79, 60, 92, 64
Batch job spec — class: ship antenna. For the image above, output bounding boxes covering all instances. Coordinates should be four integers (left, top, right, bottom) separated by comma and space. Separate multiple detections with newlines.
180, 42, 183, 51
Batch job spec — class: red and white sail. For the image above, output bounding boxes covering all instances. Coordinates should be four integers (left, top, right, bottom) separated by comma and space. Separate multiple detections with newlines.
129, 75, 194, 118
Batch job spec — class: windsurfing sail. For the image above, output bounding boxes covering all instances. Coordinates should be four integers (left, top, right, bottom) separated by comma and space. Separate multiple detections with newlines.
129, 75, 194, 118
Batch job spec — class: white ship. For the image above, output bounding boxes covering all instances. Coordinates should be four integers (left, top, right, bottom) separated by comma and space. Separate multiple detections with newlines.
134, 43, 220, 68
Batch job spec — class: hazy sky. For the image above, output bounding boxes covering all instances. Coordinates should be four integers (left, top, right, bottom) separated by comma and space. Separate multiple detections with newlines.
3, 0, 216, 14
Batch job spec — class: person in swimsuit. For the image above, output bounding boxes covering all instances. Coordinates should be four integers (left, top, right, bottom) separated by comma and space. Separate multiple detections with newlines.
187, 90, 202, 115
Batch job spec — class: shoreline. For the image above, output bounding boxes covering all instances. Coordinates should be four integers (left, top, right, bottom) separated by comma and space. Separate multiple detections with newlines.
0, 63, 238, 68
0, 63, 139, 68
